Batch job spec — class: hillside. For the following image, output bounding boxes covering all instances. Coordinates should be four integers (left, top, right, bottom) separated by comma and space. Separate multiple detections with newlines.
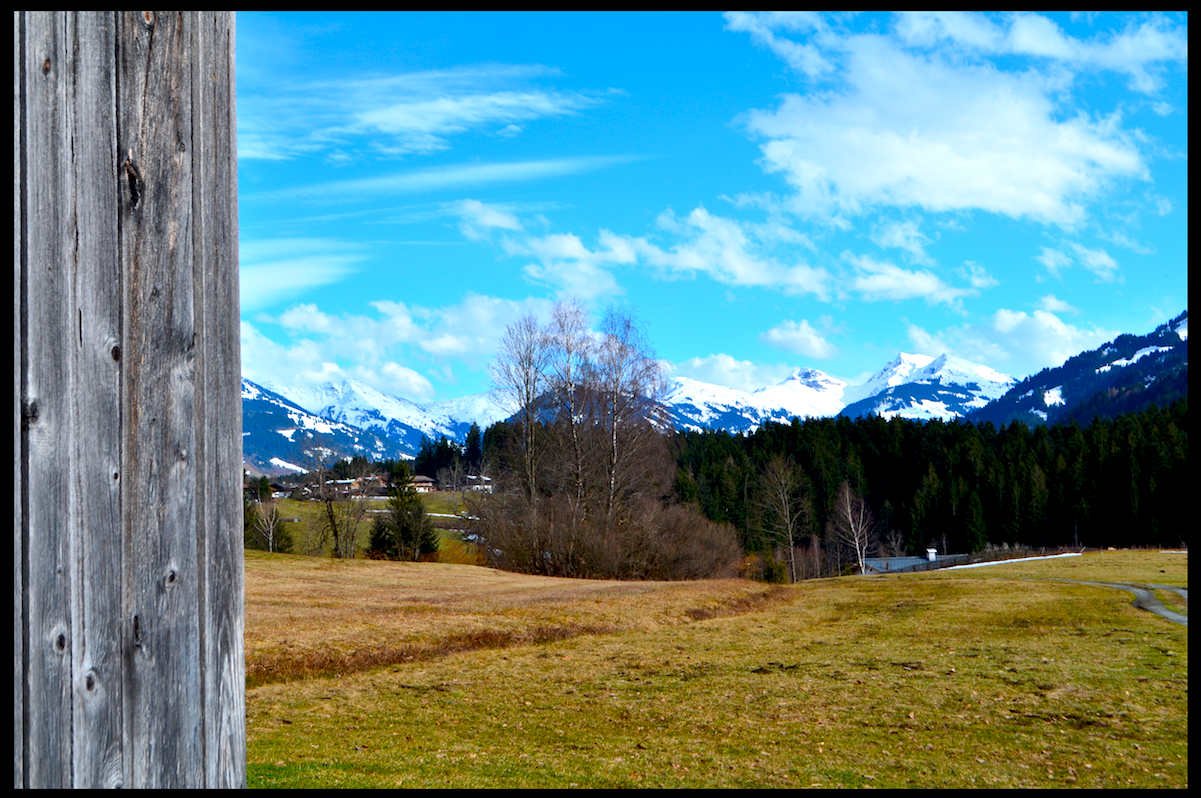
968, 310, 1188, 428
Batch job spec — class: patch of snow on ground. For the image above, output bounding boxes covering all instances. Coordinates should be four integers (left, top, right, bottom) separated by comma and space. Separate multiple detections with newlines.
269, 457, 307, 473
1044, 386, 1064, 406
942, 552, 1082, 570
1101, 346, 1174, 372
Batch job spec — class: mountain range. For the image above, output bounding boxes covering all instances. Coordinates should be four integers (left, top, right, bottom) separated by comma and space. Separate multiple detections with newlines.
242, 310, 1187, 476
966, 309, 1187, 428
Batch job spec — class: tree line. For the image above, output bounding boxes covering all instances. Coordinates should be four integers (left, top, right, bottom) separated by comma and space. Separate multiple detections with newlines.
246, 300, 1186, 583
672, 397, 1188, 578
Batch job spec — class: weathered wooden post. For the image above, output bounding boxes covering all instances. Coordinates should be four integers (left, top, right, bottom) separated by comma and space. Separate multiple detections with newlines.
15, 12, 244, 788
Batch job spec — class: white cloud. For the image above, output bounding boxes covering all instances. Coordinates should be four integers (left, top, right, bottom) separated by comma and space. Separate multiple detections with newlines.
844, 252, 974, 307
724, 12, 833, 78
241, 293, 552, 402
1035, 246, 1073, 280
1069, 242, 1121, 282
1098, 229, 1155, 255
450, 199, 524, 240
760, 319, 838, 358
508, 232, 627, 300
960, 261, 1000, 289
904, 321, 952, 357
506, 207, 831, 300
380, 363, 436, 399
671, 353, 795, 393
239, 64, 602, 161
352, 90, 594, 154
734, 13, 1160, 227
914, 307, 1118, 376
871, 218, 934, 263
250, 156, 637, 202
1037, 293, 1079, 314
894, 12, 1188, 93
641, 207, 831, 297
238, 238, 368, 311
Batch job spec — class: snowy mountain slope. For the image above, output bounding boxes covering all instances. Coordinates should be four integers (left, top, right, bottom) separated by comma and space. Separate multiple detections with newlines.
967, 310, 1188, 427
667, 354, 1010, 431
838, 353, 1015, 421
840, 352, 935, 407
241, 379, 412, 476
664, 367, 847, 433
240, 309, 1187, 470
259, 377, 509, 457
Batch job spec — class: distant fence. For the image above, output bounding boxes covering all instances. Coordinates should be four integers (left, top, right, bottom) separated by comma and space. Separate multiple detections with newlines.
864, 547, 1086, 575
15, 12, 243, 788
866, 554, 972, 574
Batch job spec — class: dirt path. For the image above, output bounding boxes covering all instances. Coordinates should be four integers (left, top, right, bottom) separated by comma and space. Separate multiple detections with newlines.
1050, 579, 1188, 627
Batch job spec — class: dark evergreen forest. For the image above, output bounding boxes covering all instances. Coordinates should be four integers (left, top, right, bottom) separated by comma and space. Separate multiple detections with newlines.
672, 397, 1188, 555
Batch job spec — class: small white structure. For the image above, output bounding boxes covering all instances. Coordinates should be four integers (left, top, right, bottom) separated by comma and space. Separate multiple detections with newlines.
466, 474, 493, 493
411, 475, 436, 493
926, 547, 938, 562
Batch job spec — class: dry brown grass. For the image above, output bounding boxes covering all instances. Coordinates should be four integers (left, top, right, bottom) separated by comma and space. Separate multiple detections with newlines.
244, 551, 791, 686
245, 551, 1187, 788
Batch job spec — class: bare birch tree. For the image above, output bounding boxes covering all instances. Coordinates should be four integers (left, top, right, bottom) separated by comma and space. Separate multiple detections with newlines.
251, 501, 284, 553
545, 298, 595, 516
757, 454, 810, 583
594, 305, 668, 528
489, 311, 549, 507
827, 481, 878, 574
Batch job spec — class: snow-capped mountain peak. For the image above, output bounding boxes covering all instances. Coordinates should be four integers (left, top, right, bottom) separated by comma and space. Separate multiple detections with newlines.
259, 376, 506, 455
838, 353, 1015, 421
750, 367, 847, 419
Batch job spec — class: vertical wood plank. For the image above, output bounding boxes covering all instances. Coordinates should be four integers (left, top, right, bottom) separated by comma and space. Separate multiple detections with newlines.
66, 11, 125, 789
20, 11, 75, 787
116, 11, 202, 787
17, 11, 243, 787
192, 11, 246, 788
13, 10, 25, 790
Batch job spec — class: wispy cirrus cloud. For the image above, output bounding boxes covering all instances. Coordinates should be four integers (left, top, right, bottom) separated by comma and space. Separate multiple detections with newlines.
247, 156, 639, 203
239, 64, 604, 161
1034, 242, 1122, 282
239, 238, 370, 311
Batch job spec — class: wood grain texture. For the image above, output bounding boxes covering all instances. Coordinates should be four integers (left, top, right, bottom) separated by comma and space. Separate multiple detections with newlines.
16, 11, 243, 788
14, 12, 24, 789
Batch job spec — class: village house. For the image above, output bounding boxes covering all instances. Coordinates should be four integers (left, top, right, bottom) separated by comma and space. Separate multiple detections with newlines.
465, 474, 493, 493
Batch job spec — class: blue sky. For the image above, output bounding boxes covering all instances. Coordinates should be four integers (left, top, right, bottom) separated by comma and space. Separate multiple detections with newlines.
237, 11, 1188, 402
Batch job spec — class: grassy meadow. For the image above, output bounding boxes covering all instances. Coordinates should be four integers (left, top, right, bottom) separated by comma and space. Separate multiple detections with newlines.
244, 550, 1187, 788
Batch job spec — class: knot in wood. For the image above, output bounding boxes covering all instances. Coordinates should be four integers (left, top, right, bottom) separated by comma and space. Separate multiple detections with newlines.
124, 159, 142, 209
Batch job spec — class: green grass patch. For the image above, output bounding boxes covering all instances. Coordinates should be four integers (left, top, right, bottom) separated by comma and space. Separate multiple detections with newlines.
245, 552, 1187, 787
923, 549, 1188, 586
